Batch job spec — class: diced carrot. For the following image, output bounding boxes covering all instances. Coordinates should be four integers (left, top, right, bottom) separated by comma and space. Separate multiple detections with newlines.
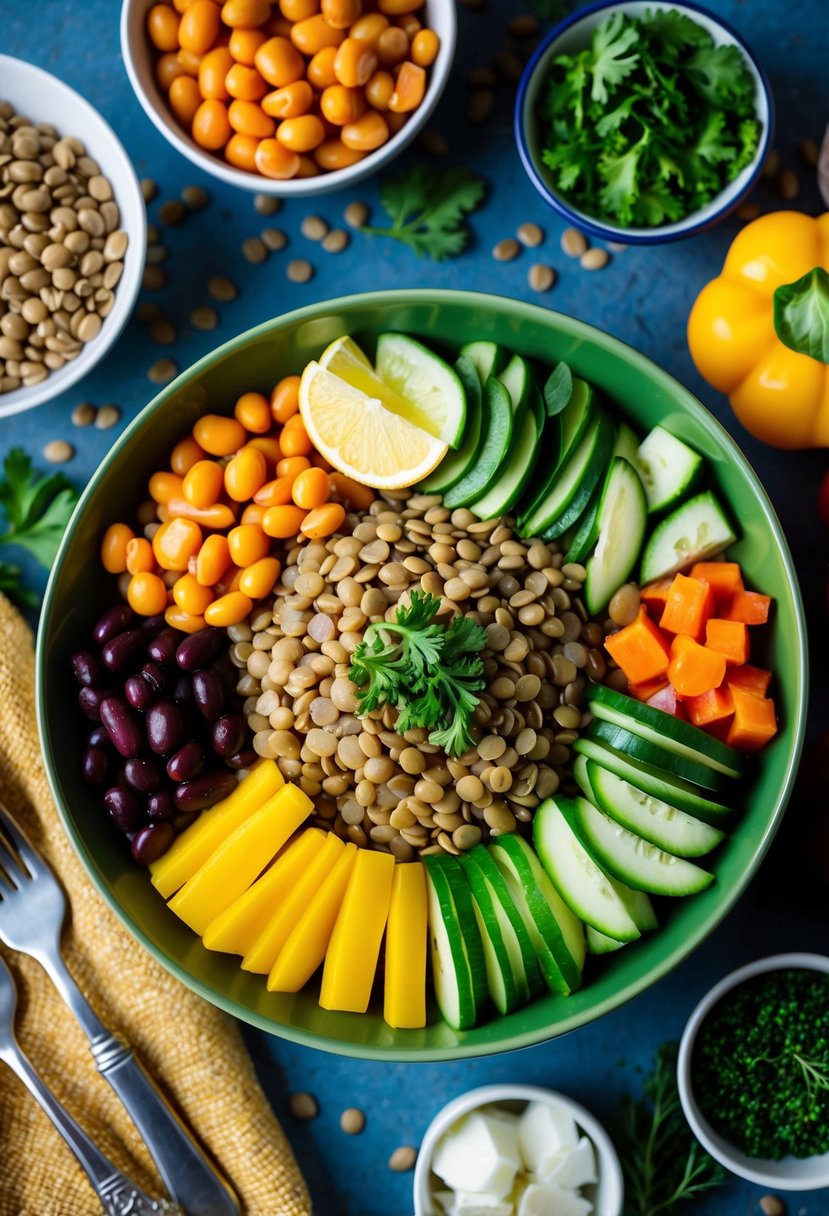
725, 590, 772, 625
604, 608, 671, 685
640, 579, 674, 618
690, 561, 744, 611
667, 634, 727, 698
705, 618, 750, 666
659, 573, 715, 639
646, 684, 688, 720
628, 675, 670, 701
725, 665, 772, 697
685, 685, 735, 738
725, 685, 778, 751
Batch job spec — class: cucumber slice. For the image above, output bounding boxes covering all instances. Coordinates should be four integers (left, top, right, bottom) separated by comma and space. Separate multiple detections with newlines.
636, 426, 703, 514
443, 376, 514, 509
563, 797, 714, 897
565, 424, 640, 565
499, 353, 535, 415
587, 720, 725, 792
581, 759, 725, 858
614, 421, 641, 466
573, 737, 734, 823
640, 490, 737, 583
533, 799, 641, 942
460, 339, 509, 387
586, 684, 744, 779
584, 457, 647, 615
587, 926, 627, 955
459, 846, 543, 1011
423, 854, 488, 1031
420, 355, 483, 494
489, 834, 585, 995
558, 378, 597, 459
518, 409, 614, 539
614, 881, 659, 931
375, 332, 466, 448
467, 401, 541, 519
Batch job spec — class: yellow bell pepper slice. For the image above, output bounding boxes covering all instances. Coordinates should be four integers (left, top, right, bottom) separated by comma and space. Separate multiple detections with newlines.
150, 760, 283, 898
320, 850, 396, 1014
167, 782, 312, 934
384, 861, 428, 1029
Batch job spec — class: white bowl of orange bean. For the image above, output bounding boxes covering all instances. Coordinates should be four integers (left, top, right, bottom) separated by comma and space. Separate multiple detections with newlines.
121, 0, 456, 195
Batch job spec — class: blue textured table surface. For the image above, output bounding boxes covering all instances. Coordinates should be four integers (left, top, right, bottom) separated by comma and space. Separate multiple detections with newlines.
3, 2, 829, 1213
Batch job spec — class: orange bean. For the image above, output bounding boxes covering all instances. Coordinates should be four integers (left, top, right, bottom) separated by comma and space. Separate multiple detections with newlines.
328, 470, 375, 509
276, 114, 326, 152
173, 572, 215, 615
165, 605, 206, 633
225, 131, 260, 170
385, 109, 407, 134
278, 425, 313, 458
300, 501, 346, 538
147, 3, 181, 51
228, 98, 274, 138
192, 98, 232, 149
296, 154, 321, 178
178, 0, 221, 52
253, 136, 300, 178
396, 13, 420, 38
173, 0, 196, 11
101, 523, 135, 573
241, 502, 267, 525
204, 590, 253, 626
225, 445, 268, 500
388, 59, 425, 112
376, 24, 407, 66
310, 451, 334, 472
169, 75, 203, 126
149, 471, 184, 504
320, 83, 365, 125
290, 14, 345, 55
246, 435, 283, 466
341, 109, 388, 150
152, 517, 203, 571
128, 571, 169, 616
229, 27, 267, 63
225, 62, 268, 99
411, 27, 439, 67
125, 537, 156, 575
279, 0, 320, 17
254, 474, 296, 506
378, 0, 421, 13
176, 47, 204, 75
165, 499, 237, 529
270, 374, 300, 422
238, 555, 281, 599
221, 0, 271, 26
195, 533, 232, 585
199, 46, 234, 99
350, 12, 389, 42
261, 80, 314, 118
193, 413, 246, 456
322, 0, 361, 29
255, 35, 305, 87
365, 69, 393, 110
314, 137, 365, 170
170, 434, 205, 475
234, 390, 272, 432
291, 465, 329, 509
262, 504, 308, 538
306, 45, 338, 89
182, 459, 224, 508
156, 52, 187, 90
334, 36, 377, 86
227, 522, 270, 565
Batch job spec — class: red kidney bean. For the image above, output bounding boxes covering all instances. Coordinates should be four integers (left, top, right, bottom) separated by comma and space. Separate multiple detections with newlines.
148, 627, 179, 665
212, 713, 246, 759
173, 674, 195, 705
174, 770, 237, 812
125, 674, 153, 711
101, 629, 145, 672
147, 792, 174, 820
93, 604, 134, 645
131, 822, 174, 865
82, 747, 109, 785
140, 661, 168, 693
79, 686, 110, 721
70, 650, 100, 687
192, 669, 224, 720
104, 786, 142, 832
172, 811, 200, 832
175, 627, 224, 671
124, 756, 162, 792
100, 697, 144, 757
88, 725, 109, 749
140, 613, 166, 634
166, 741, 205, 782
226, 747, 258, 770
146, 701, 184, 755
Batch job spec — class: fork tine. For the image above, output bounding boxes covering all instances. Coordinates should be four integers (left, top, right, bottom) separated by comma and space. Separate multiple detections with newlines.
0, 803, 40, 879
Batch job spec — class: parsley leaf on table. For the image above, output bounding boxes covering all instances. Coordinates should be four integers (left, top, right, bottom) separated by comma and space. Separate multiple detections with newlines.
0, 448, 78, 605
361, 166, 486, 260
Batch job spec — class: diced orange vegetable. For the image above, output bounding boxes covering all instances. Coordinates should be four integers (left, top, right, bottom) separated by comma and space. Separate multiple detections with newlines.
627, 675, 669, 701
725, 685, 778, 751
639, 579, 674, 618
659, 573, 715, 640
667, 635, 727, 698
705, 618, 750, 666
690, 561, 744, 610
685, 685, 735, 736
604, 608, 671, 685
725, 590, 772, 625
645, 684, 688, 720
725, 665, 772, 696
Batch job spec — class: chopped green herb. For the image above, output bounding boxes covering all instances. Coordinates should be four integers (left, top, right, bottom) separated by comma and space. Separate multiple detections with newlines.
538, 9, 761, 228
361, 166, 486, 261
349, 590, 487, 756
0, 448, 78, 608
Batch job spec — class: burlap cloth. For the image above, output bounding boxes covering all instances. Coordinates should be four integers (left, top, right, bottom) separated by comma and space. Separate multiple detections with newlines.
0, 594, 312, 1216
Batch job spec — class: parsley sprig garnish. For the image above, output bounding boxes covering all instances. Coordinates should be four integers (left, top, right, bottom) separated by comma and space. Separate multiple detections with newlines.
349, 590, 487, 757
0, 448, 78, 608
361, 166, 486, 260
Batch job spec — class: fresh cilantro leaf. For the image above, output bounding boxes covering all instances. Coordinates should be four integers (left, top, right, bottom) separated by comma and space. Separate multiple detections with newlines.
600, 134, 648, 223
640, 8, 712, 54
361, 166, 486, 261
0, 448, 78, 607
685, 43, 754, 104
588, 11, 640, 104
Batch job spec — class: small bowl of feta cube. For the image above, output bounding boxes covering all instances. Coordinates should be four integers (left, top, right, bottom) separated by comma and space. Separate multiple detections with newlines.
413, 1084, 624, 1216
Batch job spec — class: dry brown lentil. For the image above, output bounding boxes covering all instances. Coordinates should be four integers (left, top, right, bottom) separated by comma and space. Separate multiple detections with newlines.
580, 247, 610, 271
758, 1199, 785, 1216
344, 200, 369, 229
191, 305, 218, 331
418, 129, 448, 157
467, 90, 495, 123
340, 1108, 365, 1135
158, 199, 186, 227
736, 201, 761, 221
147, 357, 177, 384
289, 1092, 319, 1120
94, 403, 120, 430
517, 221, 544, 247
561, 227, 588, 257
242, 237, 268, 264
388, 1145, 418, 1172
493, 238, 521, 262
207, 275, 237, 302
287, 259, 314, 283
149, 317, 176, 346
301, 215, 328, 241
261, 227, 287, 251
254, 193, 280, 215
71, 401, 96, 427
776, 168, 800, 200
181, 185, 208, 211
528, 263, 556, 292
43, 439, 73, 463
142, 265, 165, 291
140, 178, 157, 202
322, 228, 349, 253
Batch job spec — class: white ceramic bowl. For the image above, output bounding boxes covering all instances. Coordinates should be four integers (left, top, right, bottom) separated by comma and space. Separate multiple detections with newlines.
120, 0, 456, 197
412, 1083, 624, 1216
678, 952, 829, 1190
0, 55, 146, 418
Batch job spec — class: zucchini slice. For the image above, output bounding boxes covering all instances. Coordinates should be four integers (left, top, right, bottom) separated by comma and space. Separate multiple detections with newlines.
419, 354, 483, 494
443, 376, 513, 509
636, 425, 703, 514
640, 490, 736, 583
586, 720, 725, 792
583, 457, 647, 614
423, 853, 488, 1031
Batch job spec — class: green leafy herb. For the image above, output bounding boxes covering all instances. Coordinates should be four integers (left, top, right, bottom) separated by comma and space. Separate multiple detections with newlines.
349, 590, 487, 756
0, 448, 78, 607
774, 267, 829, 364
361, 166, 486, 260
543, 361, 573, 416
611, 1042, 725, 1216
538, 8, 762, 228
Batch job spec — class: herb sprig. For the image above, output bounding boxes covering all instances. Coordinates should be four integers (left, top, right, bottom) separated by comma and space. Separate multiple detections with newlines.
349, 590, 487, 757
0, 448, 78, 609
361, 166, 486, 260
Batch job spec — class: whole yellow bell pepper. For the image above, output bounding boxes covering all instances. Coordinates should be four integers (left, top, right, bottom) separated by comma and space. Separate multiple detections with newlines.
688, 211, 829, 448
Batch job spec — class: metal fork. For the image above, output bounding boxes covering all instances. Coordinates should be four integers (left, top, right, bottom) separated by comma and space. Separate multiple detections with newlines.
0, 803, 239, 1216
0, 954, 179, 1215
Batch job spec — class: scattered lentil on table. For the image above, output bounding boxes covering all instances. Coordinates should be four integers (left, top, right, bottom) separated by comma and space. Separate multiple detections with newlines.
517, 222, 544, 248
301, 215, 328, 242
207, 275, 237, 302
339, 1107, 365, 1135
261, 227, 286, 251
388, 1145, 417, 1172
580, 248, 610, 272
43, 439, 74, 463
288, 1092, 319, 1121
322, 228, 349, 254
528, 264, 555, 292
147, 357, 177, 384
94, 404, 121, 430
343, 201, 368, 229
71, 402, 96, 427
287, 259, 314, 283
493, 238, 520, 262
561, 228, 588, 258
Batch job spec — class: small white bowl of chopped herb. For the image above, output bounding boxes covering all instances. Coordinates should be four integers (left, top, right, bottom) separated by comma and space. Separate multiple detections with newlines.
514, 0, 773, 243
677, 952, 829, 1189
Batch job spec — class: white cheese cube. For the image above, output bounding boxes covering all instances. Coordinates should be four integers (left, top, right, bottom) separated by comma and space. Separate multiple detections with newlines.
433, 1192, 456, 1215
432, 1111, 523, 1199
517, 1183, 593, 1216
452, 1192, 514, 1215
539, 1137, 597, 1190
517, 1102, 579, 1177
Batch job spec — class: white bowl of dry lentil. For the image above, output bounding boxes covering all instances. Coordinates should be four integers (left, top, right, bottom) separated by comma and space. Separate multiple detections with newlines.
0, 55, 146, 416
120, 0, 456, 197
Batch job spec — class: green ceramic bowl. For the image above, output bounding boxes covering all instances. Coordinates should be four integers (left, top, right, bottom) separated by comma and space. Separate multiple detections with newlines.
37, 289, 808, 1061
